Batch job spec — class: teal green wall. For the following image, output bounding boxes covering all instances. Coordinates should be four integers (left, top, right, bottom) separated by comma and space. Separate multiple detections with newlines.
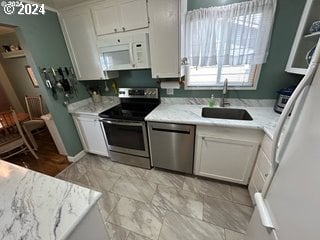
87, 0, 306, 99
0, 11, 90, 156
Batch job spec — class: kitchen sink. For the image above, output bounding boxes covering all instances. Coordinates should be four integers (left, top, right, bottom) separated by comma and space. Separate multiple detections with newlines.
202, 107, 253, 121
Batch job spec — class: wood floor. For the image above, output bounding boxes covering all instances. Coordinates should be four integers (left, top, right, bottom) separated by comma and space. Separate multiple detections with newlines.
4, 129, 71, 176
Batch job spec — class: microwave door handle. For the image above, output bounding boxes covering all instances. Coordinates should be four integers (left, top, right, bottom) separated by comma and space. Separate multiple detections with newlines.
129, 42, 135, 67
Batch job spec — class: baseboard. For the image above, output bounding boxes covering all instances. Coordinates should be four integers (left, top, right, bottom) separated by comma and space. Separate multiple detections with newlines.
67, 150, 86, 162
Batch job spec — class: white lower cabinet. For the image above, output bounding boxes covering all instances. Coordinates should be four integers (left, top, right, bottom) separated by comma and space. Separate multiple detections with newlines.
68, 205, 108, 240
248, 134, 273, 203
72, 114, 109, 157
194, 126, 263, 185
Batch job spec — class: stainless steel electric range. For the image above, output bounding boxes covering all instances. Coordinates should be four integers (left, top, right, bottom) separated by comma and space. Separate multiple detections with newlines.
99, 88, 160, 169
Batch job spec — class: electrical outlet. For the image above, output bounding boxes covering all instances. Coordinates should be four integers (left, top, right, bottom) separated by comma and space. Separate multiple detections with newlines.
166, 88, 174, 95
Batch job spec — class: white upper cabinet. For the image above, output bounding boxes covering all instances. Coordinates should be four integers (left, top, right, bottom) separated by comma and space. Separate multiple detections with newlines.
119, 0, 149, 32
59, 6, 118, 80
91, 4, 119, 35
91, 0, 149, 36
286, 0, 320, 75
148, 0, 187, 78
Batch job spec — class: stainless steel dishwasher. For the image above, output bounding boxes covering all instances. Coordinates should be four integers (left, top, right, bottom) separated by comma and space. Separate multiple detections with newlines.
147, 122, 195, 174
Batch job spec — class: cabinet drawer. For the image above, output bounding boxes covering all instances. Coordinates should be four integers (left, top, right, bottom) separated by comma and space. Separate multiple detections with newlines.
261, 134, 272, 159
256, 149, 272, 181
251, 167, 265, 192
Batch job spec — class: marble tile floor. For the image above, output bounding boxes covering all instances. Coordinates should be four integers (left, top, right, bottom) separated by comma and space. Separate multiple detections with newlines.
56, 154, 253, 240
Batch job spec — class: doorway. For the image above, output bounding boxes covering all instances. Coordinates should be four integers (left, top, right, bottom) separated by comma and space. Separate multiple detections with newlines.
0, 24, 71, 176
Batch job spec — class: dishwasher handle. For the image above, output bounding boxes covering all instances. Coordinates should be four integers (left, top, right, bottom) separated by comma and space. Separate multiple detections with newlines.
149, 122, 194, 134
151, 127, 191, 134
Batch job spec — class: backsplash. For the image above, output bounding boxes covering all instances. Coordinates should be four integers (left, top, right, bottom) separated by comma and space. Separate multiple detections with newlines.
83, 68, 301, 100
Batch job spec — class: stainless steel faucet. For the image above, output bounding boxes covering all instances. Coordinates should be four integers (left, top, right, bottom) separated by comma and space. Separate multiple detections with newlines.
220, 78, 230, 107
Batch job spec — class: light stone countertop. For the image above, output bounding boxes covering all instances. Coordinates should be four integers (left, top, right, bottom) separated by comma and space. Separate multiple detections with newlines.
68, 96, 120, 116
145, 104, 280, 139
0, 160, 102, 240
68, 96, 280, 138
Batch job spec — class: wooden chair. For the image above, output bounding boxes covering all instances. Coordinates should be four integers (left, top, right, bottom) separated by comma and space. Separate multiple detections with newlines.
22, 95, 46, 150
0, 109, 38, 159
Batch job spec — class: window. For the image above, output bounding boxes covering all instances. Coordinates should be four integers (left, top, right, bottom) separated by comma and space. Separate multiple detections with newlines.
185, 0, 276, 89
186, 64, 260, 89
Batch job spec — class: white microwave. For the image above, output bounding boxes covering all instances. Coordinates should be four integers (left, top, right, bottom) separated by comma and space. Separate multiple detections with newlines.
97, 33, 151, 71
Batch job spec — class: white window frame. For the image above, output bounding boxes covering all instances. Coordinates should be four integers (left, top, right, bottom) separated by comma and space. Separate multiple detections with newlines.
184, 64, 262, 90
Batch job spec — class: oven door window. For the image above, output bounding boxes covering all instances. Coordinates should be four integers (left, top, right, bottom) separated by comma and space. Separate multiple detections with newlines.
104, 122, 145, 151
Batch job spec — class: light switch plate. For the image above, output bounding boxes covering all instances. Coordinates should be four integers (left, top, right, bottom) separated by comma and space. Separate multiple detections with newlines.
166, 89, 174, 95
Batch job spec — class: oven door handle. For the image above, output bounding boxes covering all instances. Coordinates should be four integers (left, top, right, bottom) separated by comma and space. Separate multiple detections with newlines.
100, 119, 144, 127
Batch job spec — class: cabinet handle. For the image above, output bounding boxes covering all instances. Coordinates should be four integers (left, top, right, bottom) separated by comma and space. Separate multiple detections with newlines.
122, 27, 125, 31
265, 173, 269, 178
114, 28, 117, 32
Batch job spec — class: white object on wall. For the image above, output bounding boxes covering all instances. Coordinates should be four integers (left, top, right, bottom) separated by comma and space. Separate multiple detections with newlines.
160, 81, 180, 89
41, 113, 68, 156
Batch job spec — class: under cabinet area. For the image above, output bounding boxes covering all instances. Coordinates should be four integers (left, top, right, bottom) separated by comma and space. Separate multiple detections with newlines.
148, 0, 187, 78
194, 126, 264, 185
59, 6, 118, 80
72, 114, 109, 157
91, 0, 149, 36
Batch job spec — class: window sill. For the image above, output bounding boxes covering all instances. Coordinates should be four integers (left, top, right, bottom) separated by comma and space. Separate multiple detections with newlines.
184, 85, 258, 91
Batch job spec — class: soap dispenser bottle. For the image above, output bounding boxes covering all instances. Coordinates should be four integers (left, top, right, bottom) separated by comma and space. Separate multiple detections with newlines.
209, 94, 215, 107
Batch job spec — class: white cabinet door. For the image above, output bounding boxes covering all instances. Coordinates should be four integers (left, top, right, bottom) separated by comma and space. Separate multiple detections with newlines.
60, 7, 118, 80
248, 134, 273, 202
91, 3, 120, 35
119, 0, 149, 32
60, 8, 105, 80
91, 0, 149, 36
73, 115, 109, 157
195, 134, 259, 185
148, 0, 187, 78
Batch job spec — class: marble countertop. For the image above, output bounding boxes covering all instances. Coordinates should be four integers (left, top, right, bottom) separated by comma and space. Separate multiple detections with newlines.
145, 104, 280, 139
0, 160, 102, 240
68, 96, 120, 116
68, 96, 280, 138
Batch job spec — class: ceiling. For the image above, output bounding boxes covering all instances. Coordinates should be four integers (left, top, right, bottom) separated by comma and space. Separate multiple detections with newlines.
30, 0, 96, 9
